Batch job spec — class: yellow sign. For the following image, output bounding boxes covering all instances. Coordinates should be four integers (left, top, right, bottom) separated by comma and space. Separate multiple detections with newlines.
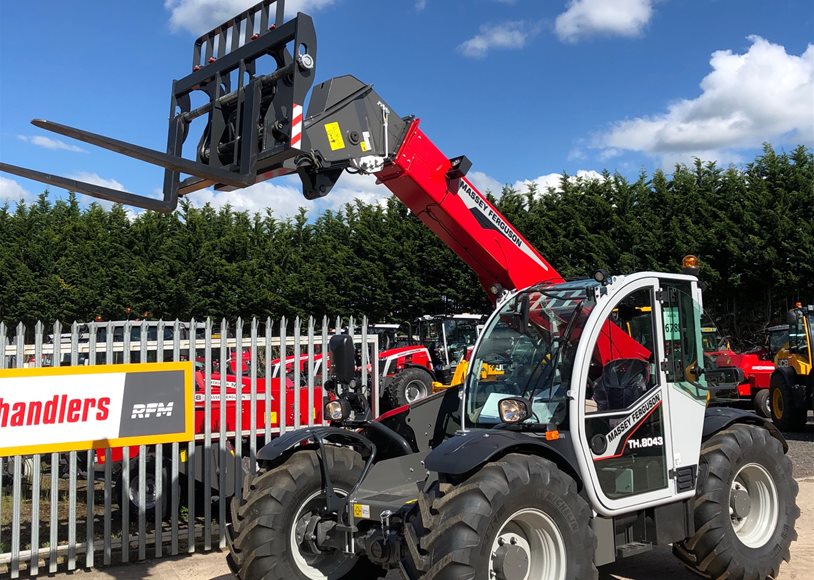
324, 122, 345, 151
0, 362, 194, 457
352, 503, 370, 519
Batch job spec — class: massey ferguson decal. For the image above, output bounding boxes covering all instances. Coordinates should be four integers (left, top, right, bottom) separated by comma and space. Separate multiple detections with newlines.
0, 362, 193, 456
457, 178, 549, 271
592, 390, 663, 461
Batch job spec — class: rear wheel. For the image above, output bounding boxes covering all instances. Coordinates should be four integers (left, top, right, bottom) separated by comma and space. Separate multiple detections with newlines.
383, 367, 432, 409
753, 388, 771, 418
770, 376, 807, 431
673, 424, 798, 579
416, 454, 596, 579
228, 447, 384, 580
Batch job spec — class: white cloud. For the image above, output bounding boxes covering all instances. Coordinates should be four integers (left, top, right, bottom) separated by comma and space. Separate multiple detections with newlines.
458, 21, 537, 58
468, 169, 604, 198
66, 172, 132, 212
185, 180, 305, 218
165, 0, 335, 35
555, 0, 653, 43
595, 37, 814, 165
183, 171, 390, 219
69, 172, 126, 193
17, 135, 86, 153
415, 0, 428, 11
0, 176, 33, 204
514, 170, 605, 194
468, 171, 503, 195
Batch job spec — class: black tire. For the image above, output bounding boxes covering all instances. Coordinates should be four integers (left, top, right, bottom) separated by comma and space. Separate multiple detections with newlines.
114, 456, 175, 521
383, 367, 433, 409
228, 447, 385, 580
753, 388, 771, 418
770, 376, 807, 431
673, 424, 799, 579
416, 454, 597, 579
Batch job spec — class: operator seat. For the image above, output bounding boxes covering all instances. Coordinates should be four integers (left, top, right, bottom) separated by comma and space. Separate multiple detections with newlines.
592, 358, 651, 411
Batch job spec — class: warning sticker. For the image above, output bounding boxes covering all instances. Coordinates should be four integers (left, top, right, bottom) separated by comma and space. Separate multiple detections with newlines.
324, 122, 345, 151
361, 130, 372, 152
352, 503, 370, 519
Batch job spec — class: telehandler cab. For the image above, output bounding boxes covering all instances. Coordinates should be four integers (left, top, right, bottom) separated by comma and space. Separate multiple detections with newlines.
0, 1, 799, 578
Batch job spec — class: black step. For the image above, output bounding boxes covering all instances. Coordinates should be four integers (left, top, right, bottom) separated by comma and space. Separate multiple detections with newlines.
616, 541, 653, 559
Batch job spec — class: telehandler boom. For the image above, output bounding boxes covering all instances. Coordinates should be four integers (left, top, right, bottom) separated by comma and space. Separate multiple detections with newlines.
0, 2, 799, 579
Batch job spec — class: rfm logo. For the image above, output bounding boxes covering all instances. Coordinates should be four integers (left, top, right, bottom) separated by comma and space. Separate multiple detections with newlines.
131, 402, 174, 419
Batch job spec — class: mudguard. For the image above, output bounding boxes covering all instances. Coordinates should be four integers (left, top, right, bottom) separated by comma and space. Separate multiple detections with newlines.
702, 406, 787, 452
424, 428, 581, 484
255, 426, 375, 463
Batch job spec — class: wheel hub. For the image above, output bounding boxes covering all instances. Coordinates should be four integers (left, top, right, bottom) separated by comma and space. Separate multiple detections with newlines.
493, 541, 529, 580
730, 485, 751, 519
404, 379, 427, 403
489, 509, 566, 580
290, 488, 353, 579
729, 463, 779, 548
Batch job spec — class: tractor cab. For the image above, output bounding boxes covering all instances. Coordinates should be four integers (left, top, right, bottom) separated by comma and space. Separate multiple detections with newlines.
415, 313, 484, 383
782, 305, 813, 368
766, 324, 790, 361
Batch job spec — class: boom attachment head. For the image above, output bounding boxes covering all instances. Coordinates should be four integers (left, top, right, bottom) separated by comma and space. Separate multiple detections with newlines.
0, 0, 318, 213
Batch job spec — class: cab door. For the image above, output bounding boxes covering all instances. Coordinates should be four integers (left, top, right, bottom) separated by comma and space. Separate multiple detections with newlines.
574, 277, 676, 513
573, 275, 709, 514
658, 280, 708, 492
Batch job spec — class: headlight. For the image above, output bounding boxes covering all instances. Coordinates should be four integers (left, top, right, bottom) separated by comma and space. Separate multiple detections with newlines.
498, 397, 530, 424
325, 399, 350, 422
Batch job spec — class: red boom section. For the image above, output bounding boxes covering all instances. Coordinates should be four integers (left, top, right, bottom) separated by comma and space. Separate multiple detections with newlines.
375, 120, 562, 299
375, 119, 646, 363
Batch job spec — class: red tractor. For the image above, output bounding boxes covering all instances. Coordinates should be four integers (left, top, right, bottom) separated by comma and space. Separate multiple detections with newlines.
702, 321, 777, 417
374, 314, 485, 408
89, 330, 321, 517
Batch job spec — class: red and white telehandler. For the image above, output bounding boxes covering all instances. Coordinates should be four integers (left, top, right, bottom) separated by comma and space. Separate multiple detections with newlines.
0, 1, 799, 578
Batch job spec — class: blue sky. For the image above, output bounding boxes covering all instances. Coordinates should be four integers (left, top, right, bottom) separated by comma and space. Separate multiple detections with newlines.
0, 0, 812, 218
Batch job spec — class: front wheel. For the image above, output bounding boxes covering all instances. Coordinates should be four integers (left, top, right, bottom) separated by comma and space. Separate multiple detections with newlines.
228, 447, 384, 580
673, 423, 799, 579
417, 454, 597, 579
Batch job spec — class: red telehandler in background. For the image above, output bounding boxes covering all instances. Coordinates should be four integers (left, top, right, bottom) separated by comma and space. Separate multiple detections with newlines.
0, 1, 797, 577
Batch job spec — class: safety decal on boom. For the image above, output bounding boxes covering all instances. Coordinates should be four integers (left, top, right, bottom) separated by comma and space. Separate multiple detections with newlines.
324, 121, 345, 151
456, 178, 548, 271
591, 390, 662, 461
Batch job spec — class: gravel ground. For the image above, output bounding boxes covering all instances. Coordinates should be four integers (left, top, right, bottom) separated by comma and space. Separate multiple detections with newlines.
784, 412, 814, 479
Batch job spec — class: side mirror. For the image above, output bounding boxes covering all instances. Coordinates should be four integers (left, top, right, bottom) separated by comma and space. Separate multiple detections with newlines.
329, 334, 356, 384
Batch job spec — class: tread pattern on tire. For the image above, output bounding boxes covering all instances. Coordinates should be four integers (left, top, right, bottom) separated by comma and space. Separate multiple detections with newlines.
228, 446, 383, 580
383, 367, 433, 410
770, 376, 807, 431
414, 453, 598, 580
674, 424, 799, 580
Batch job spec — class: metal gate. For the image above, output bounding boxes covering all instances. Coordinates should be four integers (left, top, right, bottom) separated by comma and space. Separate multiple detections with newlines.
0, 316, 379, 577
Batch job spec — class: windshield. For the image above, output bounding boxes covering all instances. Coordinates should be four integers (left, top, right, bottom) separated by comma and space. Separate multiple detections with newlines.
444, 319, 481, 364
466, 281, 597, 428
